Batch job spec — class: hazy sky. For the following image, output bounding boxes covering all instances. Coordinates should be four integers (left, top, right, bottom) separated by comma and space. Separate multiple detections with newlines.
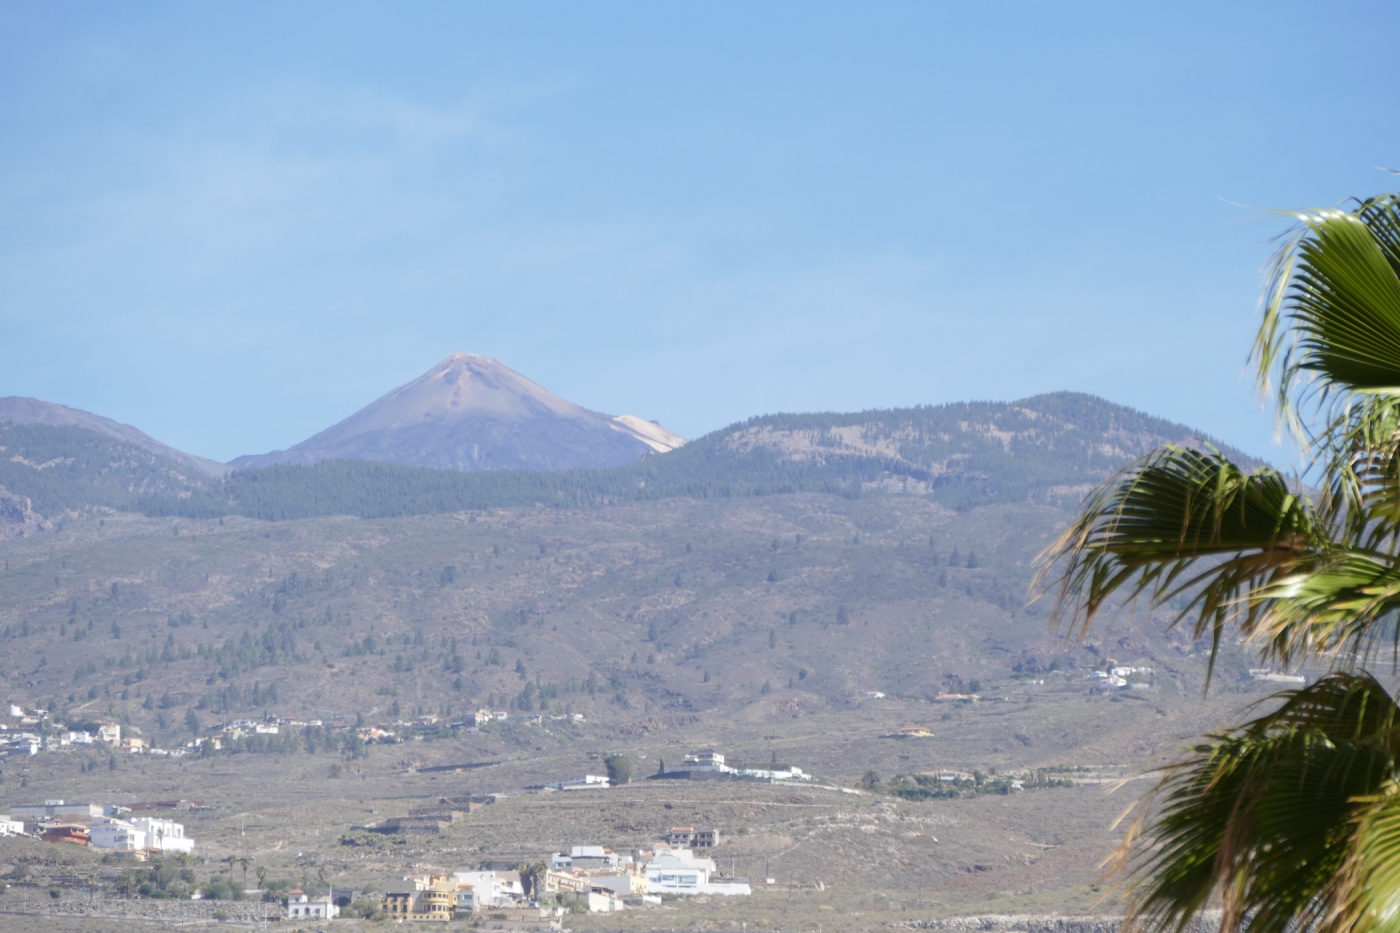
3, 3, 1398, 463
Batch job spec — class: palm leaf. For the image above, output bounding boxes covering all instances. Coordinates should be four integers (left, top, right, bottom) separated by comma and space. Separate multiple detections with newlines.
1036, 445, 1324, 677
1341, 783, 1400, 933
1256, 194, 1400, 405
1050, 189, 1400, 933
1254, 196, 1400, 538
1116, 674, 1400, 933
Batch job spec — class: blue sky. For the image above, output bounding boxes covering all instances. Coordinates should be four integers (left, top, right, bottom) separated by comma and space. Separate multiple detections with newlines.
2, 2, 1397, 463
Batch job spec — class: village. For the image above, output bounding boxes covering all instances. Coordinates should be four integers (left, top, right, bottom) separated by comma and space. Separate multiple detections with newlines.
336, 834, 752, 925
0, 790, 751, 924
0, 677, 1167, 926
0, 746, 842, 923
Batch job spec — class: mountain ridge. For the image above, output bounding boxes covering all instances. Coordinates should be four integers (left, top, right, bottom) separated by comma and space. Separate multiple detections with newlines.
141, 391, 1262, 521
0, 396, 227, 477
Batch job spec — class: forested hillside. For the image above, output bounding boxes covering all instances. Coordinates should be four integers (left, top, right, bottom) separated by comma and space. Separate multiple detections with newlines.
0, 491, 1237, 752
0, 423, 209, 517
135, 392, 1256, 521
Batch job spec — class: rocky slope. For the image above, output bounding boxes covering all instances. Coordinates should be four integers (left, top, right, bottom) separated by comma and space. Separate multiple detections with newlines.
0, 486, 47, 538
229, 353, 685, 472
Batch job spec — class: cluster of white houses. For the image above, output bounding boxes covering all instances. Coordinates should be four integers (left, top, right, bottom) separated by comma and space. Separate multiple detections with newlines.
0, 700, 591, 763
372, 841, 750, 922
0, 800, 194, 855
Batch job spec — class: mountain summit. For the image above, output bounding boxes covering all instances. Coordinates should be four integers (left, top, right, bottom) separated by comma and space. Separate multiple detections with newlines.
229, 353, 684, 472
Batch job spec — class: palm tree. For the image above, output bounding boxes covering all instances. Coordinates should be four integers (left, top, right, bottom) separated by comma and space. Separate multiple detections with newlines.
1037, 193, 1400, 933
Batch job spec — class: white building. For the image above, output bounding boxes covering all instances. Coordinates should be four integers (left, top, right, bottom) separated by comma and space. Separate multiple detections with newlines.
453, 871, 508, 907
454, 883, 481, 913
661, 749, 810, 783
91, 816, 146, 851
286, 890, 339, 920
3, 736, 40, 756
683, 749, 726, 771
0, 816, 23, 836
56, 731, 94, 746
641, 845, 751, 896
538, 775, 610, 791
571, 845, 621, 869
132, 816, 194, 853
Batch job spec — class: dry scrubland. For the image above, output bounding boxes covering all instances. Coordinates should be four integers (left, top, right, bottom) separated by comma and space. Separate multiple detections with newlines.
0, 679, 1278, 931
0, 493, 1317, 930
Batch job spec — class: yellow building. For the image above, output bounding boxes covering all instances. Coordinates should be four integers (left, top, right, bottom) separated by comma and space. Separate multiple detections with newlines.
380, 875, 459, 922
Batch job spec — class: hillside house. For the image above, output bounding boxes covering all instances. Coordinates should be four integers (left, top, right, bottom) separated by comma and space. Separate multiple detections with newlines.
1, 735, 40, 756
498, 870, 525, 898
569, 845, 621, 869
132, 816, 194, 853
452, 871, 502, 906
544, 870, 590, 894
924, 769, 974, 783
381, 883, 417, 921
453, 884, 481, 913
97, 723, 121, 746
589, 870, 650, 896
666, 826, 720, 848
865, 691, 886, 699
7, 704, 48, 723
0, 816, 23, 836
90, 816, 146, 851
659, 749, 810, 783
286, 889, 339, 920
451, 869, 524, 906
382, 875, 456, 922
40, 824, 89, 846
684, 749, 725, 771
640, 845, 751, 896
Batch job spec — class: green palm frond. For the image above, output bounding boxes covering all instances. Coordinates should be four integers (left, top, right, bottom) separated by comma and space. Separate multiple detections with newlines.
1260, 555, 1400, 667
1256, 194, 1400, 405
1043, 188, 1400, 933
1037, 445, 1325, 676
1342, 783, 1400, 933
1117, 674, 1400, 933
1255, 195, 1400, 535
